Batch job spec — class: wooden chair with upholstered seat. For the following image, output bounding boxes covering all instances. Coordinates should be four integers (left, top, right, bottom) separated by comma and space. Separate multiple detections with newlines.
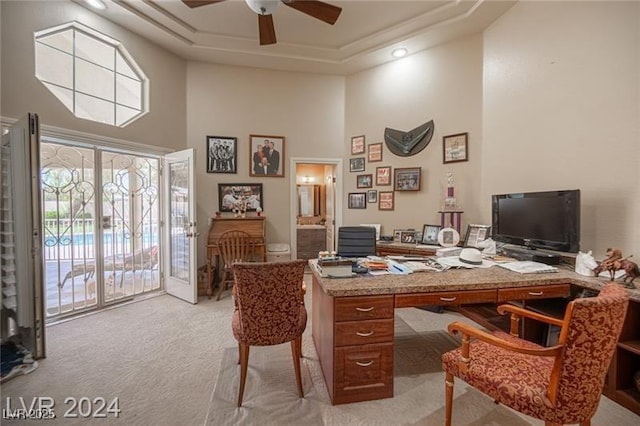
216, 230, 254, 300
442, 282, 629, 426
231, 260, 308, 407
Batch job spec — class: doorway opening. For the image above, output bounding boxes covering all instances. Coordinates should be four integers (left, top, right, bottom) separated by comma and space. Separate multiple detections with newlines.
290, 158, 343, 261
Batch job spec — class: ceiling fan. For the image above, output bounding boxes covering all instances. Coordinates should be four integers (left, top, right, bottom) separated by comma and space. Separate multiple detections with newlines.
182, 0, 342, 46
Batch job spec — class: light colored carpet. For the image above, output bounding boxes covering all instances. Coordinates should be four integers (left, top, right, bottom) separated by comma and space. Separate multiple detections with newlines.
207, 315, 530, 426
2, 275, 639, 425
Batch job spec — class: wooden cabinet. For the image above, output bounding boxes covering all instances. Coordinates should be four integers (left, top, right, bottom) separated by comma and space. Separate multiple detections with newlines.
205, 216, 265, 298
605, 298, 640, 415
296, 227, 326, 260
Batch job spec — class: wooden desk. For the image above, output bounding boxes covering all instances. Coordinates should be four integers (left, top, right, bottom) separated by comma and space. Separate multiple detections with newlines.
206, 216, 266, 298
310, 261, 640, 406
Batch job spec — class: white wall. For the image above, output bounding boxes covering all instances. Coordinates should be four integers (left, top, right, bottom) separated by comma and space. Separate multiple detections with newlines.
0, 1, 186, 150
482, 0, 640, 256
345, 35, 484, 238
186, 63, 345, 263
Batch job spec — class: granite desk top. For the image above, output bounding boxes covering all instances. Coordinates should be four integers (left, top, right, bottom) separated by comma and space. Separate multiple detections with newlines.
309, 259, 640, 301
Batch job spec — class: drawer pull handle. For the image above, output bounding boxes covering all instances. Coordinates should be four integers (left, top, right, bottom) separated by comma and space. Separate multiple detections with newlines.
528, 291, 543, 296
356, 360, 374, 367
356, 331, 374, 337
356, 307, 374, 312
440, 297, 457, 302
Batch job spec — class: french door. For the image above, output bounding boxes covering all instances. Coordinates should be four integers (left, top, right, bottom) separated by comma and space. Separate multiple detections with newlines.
163, 149, 197, 304
41, 140, 162, 318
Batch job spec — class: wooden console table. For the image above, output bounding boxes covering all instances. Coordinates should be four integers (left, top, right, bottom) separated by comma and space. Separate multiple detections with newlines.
206, 216, 265, 298
310, 260, 640, 411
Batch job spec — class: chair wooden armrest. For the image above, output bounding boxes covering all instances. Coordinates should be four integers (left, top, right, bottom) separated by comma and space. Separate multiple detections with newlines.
496, 303, 565, 336
447, 321, 563, 363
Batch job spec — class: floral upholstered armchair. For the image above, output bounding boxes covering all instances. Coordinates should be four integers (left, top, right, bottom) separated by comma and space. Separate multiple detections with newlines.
442, 282, 629, 426
231, 260, 308, 407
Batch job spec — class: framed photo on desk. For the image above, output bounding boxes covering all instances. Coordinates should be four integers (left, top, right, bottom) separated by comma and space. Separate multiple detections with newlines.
421, 224, 442, 245
463, 224, 491, 247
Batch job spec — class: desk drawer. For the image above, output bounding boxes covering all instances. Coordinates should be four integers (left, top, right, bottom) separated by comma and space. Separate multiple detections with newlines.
497, 284, 570, 302
395, 289, 497, 308
335, 296, 394, 322
334, 343, 393, 404
335, 318, 394, 347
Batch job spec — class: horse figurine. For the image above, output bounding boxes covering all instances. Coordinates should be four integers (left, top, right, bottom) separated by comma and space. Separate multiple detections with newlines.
592, 248, 640, 288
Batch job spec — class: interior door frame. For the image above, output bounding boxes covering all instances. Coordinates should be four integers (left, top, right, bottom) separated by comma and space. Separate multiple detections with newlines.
289, 157, 343, 259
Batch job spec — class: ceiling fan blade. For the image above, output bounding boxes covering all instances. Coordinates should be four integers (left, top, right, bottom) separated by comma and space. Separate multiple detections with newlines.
182, 0, 226, 8
284, 0, 342, 25
258, 14, 277, 45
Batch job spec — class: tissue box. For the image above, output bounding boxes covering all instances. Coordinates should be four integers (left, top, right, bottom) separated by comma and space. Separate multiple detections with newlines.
318, 259, 353, 278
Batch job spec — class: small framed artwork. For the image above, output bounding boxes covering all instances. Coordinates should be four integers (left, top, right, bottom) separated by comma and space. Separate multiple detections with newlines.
356, 174, 373, 188
218, 183, 263, 212
400, 231, 417, 244
368, 143, 383, 162
206, 136, 237, 173
437, 227, 460, 248
349, 157, 365, 173
249, 134, 285, 177
379, 191, 394, 211
421, 224, 442, 245
376, 166, 392, 186
463, 224, 492, 248
348, 192, 366, 209
394, 167, 421, 191
443, 132, 468, 164
351, 135, 366, 155
367, 190, 377, 203
393, 228, 413, 242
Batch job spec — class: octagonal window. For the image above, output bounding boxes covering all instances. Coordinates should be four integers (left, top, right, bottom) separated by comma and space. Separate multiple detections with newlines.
35, 22, 148, 127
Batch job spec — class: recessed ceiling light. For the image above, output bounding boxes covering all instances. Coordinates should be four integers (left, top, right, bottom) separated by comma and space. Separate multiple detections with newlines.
85, 0, 107, 10
391, 47, 408, 59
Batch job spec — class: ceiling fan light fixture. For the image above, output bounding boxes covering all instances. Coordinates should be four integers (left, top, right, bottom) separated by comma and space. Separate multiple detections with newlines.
391, 47, 408, 59
245, 0, 280, 15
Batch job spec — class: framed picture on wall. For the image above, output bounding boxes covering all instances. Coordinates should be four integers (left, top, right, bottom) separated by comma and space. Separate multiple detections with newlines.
250, 134, 285, 177
349, 157, 365, 173
206, 136, 237, 173
348, 192, 366, 209
443, 132, 468, 164
356, 174, 373, 188
351, 135, 366, 155
368, 143, 383, 162
394, 167, 421, 191
379, 191, 394, 210
376, 166, 392, 186
367, 190, 377, 203
218, 183, 263, 212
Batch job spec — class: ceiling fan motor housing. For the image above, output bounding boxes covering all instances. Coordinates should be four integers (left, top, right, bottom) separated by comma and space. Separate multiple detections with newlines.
245, 0, 280, 15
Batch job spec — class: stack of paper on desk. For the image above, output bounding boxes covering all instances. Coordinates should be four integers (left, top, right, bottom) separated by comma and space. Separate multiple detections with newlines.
498, 261, 558, 274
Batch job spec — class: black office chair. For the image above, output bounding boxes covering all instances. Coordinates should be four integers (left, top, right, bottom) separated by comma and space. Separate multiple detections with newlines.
336, 226, 377, 258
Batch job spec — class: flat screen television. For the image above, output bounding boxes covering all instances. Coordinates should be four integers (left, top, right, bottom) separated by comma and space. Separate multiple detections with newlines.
491, 189, 580, 253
